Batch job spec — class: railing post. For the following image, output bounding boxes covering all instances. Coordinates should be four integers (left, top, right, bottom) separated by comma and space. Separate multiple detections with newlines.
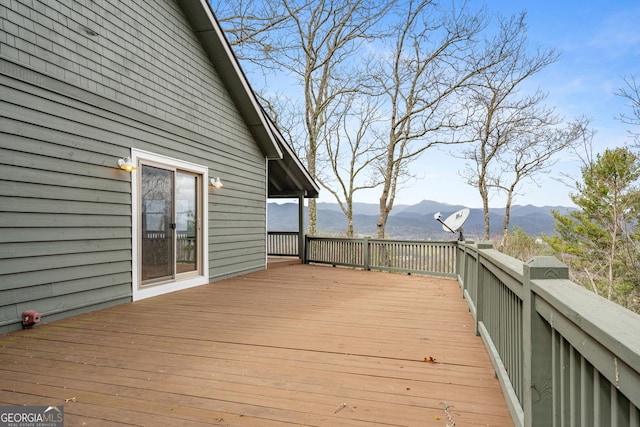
461, 242, 470, 297
462, 240, 473, 290
459, 240, 469, 290
474, 242, 492, 335
523, 256, 569, 427
363, 237, 370, 271
456, 241, 463, 282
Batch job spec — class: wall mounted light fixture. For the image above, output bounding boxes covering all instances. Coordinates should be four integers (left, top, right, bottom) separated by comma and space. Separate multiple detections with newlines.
117, 156, 136, 172
210, 177, 224, 189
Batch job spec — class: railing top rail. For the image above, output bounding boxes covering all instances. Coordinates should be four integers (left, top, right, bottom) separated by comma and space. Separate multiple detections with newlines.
533, 278, 640, 374
478, 248, 525, 283
461, 242, 525, 297
307, 236, 458, 245
367, 239, 458, 245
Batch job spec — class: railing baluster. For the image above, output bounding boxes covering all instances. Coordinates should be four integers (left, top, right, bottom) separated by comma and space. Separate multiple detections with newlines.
580, 355, 591, 427
594, 368, 601, 425
611, 383, 618, 427
267, 231, 300, 257
301, 236, 457, 277
570, 346, 577, 427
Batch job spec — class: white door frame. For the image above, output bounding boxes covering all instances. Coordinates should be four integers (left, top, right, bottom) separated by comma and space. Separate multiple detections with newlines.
130, 148, 210, 301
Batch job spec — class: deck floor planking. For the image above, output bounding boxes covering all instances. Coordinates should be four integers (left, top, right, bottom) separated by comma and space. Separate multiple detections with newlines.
0, 264, 513, 426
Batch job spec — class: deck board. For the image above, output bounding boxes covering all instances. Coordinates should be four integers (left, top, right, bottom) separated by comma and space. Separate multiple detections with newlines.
0, 264, 513, 426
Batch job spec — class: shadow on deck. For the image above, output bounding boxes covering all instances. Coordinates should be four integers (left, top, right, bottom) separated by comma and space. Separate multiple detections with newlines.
268, 256, 302, 269
0, 264, 512, 426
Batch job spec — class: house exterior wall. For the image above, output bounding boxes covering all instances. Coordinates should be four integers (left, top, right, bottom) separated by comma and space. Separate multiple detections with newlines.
0, 0, 269, 333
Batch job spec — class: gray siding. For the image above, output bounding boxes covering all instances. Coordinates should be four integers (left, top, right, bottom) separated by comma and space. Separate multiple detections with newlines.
0, 0, 269, 333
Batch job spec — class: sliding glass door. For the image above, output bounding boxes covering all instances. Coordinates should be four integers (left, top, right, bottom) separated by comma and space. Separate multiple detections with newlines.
140, 163, 201, 285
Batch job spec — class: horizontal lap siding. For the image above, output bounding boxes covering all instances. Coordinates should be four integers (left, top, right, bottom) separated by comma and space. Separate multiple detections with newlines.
209, 196, 267, 279
0, 87, 134, 331
0, 0, 269, 332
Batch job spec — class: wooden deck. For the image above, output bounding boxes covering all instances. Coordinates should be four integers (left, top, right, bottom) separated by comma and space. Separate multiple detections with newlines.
0, 264, 513, 426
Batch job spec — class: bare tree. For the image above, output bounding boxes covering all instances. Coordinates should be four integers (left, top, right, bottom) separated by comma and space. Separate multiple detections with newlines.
616, 73, 640, 145
266, 0, 394, 235
369, 0, 493, 238
495, 117, 588, 243
459, 12, 561, 240
209, 0, 294, 65
212, 0, 393, 235
322, 91, 386, 236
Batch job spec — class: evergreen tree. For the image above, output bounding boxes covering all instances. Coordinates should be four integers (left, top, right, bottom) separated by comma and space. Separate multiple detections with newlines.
545, 147, 640, 312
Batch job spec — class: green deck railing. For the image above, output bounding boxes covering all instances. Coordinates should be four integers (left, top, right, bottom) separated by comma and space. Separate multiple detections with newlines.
458, 241, 640, 427
267, 231, 300, 257
305, 236, 457, 277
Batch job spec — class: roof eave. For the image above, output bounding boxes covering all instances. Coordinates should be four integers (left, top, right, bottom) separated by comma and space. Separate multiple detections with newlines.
265, 114, 320, 199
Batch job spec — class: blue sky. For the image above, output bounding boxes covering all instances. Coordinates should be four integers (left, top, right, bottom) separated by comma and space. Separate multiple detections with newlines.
317, 0, 640, 208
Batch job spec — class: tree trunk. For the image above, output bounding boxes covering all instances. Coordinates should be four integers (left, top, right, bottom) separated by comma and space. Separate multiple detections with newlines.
308, 198, 317, 236
376, 189, 390, 238
480, 187, 490, 240
503, 194, 512, 236
607, 203, 618, 300
501, 188, 514, 247
306, 137, 317, 236
346, 203, 354, 237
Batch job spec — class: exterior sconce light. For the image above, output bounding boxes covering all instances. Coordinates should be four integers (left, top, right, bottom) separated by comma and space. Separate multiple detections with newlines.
210, 177, 224, 189
117, 156, 136, 172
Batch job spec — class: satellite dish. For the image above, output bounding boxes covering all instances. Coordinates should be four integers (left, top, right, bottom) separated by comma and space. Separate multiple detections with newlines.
433, 208, 470, 241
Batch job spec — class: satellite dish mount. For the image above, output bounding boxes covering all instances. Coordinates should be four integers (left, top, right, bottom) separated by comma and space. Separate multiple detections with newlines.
433, 208, 470, 241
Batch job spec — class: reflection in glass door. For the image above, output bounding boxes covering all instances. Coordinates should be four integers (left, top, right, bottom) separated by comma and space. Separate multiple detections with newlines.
175, 172, 198, 274
140, 164, 202, 285
141, 165, 175, 282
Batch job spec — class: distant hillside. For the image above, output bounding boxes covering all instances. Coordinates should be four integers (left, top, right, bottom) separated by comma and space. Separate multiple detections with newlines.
268, 200, 572, 239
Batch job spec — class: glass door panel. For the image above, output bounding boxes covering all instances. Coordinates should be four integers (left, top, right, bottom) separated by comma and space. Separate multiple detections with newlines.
141, 165, 175, 283
175, 172, 198, 274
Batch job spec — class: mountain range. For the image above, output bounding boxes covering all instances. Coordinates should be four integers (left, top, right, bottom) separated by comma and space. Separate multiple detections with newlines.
268, 200, 574, 239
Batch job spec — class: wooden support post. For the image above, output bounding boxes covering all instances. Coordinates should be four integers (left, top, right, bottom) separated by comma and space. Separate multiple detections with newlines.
297, 193, 305, 260
303, 234, 309, 264
523, 256, 569, 427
